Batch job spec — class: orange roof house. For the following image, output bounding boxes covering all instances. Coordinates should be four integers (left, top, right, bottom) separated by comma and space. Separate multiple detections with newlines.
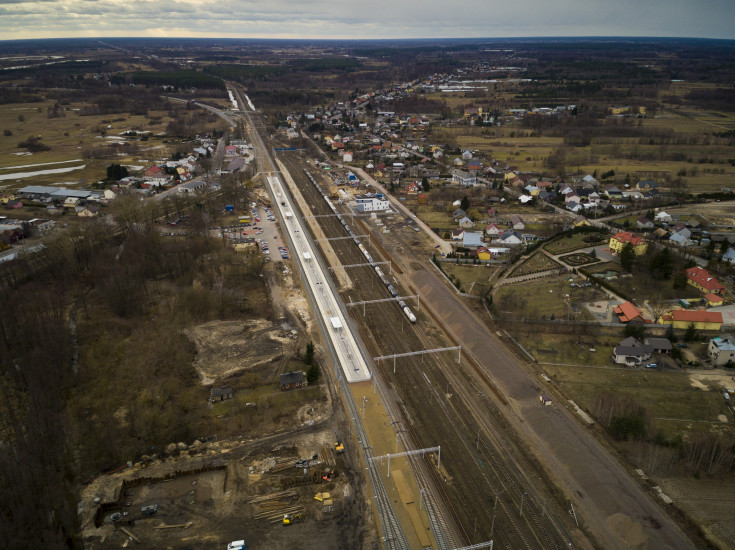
658, 309, 723, 330
686, 266, 725, 295
704, 293, 724, 307
613, 301, 650, 323
609, 231, 647, 255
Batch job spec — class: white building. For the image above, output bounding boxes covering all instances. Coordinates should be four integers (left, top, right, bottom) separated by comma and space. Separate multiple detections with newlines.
453, 170, 477, 186
708, 337, 735, 366
355, 194, 390, 212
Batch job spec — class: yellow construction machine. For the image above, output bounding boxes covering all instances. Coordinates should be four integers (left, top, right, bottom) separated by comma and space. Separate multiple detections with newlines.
282, 512, 303, 526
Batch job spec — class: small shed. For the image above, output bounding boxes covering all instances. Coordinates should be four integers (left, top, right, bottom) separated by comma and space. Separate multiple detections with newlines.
539, 394, 552, 406
210, 386, 234, 403
280, 371, 306, 391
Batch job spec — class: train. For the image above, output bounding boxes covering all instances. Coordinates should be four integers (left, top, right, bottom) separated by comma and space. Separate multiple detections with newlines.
304, 170, 416, 324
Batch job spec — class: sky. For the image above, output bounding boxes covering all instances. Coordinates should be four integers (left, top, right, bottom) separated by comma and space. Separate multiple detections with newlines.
0, 0, 734, 41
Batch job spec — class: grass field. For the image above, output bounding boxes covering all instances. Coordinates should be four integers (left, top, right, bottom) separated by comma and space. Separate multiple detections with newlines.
495, 274, 602, 320
538, 363, 734, 439
544, 233, 606, 255
441, 263, 497, 294
510, 252, 560, 276
0, 97, 228, 190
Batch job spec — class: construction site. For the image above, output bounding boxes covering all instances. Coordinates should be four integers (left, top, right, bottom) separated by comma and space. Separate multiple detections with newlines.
79, 423, 375, 549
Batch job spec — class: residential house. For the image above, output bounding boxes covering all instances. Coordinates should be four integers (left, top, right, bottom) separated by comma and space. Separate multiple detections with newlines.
559, 183, 574, 195
451, 229, 465, 241
476, 246, 492, 260
657, 309, 723, 331
652, 227, 669, 240
485, 223, 501, 237
613, 301, 649, 323
497, 231, 524, 245
609, 232, 648, 255
644, 338, 673, 354
519, 195, 534, 205
76, 205, 99, 217
280, 371, 306, 391
669, 232, 692, 247
636, 180, 659, 191
144, 165, 163, 178
587, 191, 602, 204
209, 386, 233, 403
573, 216, 591, 228
462, 232, 484, 249
636, 217, 654, 230
604, 185, 623, 199
467, 160, 482, 174
708, 336, 735, 366
458, 216, 475, 229
452, 208, 468, 221
566, 201, 582, 213
723, 248, 735, 264
510, 215, 525, 231
704, 293, 724, 307
654, 211, 673, 223
453, 170, 477, 186
582, 174, 599, 186
525, 185, 541, 196
612, 337, 653, 367
686, 266, 725, 295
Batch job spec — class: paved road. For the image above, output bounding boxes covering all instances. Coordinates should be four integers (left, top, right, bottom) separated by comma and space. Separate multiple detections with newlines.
409, 266, 695, 550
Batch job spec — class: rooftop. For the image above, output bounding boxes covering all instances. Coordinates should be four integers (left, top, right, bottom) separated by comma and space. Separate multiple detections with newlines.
612, 231, 645, 246
686, 267, 725, 292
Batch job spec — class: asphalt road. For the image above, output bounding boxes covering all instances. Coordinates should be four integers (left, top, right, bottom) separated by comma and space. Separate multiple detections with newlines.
410, 267, 696, 550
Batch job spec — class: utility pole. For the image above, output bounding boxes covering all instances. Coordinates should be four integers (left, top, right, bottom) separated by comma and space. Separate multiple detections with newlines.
491, 489, 504, 537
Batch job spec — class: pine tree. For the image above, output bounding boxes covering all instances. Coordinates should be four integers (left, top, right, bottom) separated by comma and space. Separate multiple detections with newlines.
304, 341, 314, 366
620, 242, 635, 272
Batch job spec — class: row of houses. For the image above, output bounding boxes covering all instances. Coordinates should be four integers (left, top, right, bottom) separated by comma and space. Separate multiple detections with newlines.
613, 333, 735, 368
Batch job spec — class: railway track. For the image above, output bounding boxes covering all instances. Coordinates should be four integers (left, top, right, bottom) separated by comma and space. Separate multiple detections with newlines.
278, 152, 574, 549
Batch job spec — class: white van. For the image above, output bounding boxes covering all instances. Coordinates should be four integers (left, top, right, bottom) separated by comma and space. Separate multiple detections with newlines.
227, 541, 246, 550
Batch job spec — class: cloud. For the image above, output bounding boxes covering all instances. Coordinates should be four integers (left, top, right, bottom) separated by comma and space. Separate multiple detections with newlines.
0, 0, 733, 40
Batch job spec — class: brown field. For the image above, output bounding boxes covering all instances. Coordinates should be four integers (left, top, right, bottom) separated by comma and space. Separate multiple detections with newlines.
0, 97, 228, 191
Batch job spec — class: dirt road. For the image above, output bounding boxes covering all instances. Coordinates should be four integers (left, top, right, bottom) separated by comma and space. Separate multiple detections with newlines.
410, 266, 696, 550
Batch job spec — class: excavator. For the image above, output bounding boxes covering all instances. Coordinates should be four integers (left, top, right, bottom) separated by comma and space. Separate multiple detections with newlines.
282, 512, 303, 526
334, 431, 344, 455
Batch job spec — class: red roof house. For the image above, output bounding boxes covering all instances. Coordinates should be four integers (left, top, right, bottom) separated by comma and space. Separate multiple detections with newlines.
613, 301, 650, 323
686, 266, 725, 295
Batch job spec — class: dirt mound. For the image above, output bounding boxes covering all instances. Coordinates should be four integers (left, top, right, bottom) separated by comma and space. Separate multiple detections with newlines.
186, 320, 293, 384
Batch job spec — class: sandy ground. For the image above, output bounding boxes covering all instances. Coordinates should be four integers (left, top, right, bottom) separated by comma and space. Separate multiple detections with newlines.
687, 370, 735, 392
185, 320, 295, 384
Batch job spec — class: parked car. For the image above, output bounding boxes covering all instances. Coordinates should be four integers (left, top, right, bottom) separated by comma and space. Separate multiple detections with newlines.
645, 363, 658, 369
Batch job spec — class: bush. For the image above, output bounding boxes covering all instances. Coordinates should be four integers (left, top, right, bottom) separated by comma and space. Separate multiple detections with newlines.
3, 129, 11, 136
608, 415, 646, 441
